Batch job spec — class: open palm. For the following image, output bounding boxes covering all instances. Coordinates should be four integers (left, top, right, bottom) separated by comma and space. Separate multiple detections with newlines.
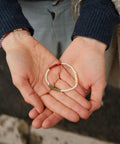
3, 33, 90, 127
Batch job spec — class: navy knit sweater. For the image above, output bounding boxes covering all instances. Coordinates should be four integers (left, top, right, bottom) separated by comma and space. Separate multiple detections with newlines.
0, 0, 120, 49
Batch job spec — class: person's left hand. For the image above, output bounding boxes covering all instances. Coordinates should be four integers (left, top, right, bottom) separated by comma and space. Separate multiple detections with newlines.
60, 36, 106, 115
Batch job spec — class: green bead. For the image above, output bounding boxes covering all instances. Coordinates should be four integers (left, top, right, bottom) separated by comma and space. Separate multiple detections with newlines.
49, 84, 61, 92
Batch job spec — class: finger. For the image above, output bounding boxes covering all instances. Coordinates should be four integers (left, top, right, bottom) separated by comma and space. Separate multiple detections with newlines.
29, 108, 39, 119
54, 79, 91, 110
42, 113, 63, 129
50, 80, 90, 119
15, 79, 44, 113
60, 67, 91, 109
32, 108, 52, 129
41, 94, 80, 122
60, 65, 88, 96
90, 80, 106, 113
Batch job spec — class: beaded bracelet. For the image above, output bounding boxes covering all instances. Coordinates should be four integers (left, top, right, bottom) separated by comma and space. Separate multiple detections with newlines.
45, 63, 78, 92
0, 32, 10, 48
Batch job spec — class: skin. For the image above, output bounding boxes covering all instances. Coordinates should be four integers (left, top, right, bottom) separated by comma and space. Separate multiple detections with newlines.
2, 30, 91, 126
29, 36, 106, 129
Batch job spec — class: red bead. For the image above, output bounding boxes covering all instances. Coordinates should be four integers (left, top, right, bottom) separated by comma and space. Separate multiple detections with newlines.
49, 63, 61, 70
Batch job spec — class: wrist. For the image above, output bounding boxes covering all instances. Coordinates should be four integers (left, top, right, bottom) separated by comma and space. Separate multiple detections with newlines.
73, 36, 106, 54
1, 28, 30, 52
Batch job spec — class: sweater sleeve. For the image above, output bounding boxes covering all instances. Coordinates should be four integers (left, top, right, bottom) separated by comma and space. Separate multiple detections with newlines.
72, 0, 120, 49
0, 0, 34, 39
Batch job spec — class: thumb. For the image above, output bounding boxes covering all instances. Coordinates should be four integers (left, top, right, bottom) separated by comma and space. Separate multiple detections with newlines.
89, 79, 106, 113
13, 78, 44, 113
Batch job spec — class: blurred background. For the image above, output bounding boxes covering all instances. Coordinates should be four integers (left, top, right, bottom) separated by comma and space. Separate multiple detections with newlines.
0, 47, 120, 144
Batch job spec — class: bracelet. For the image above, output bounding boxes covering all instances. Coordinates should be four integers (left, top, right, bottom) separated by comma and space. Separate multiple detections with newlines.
0, 28, 29, 48
45, 63, 78, 92
0, 32, 10, 48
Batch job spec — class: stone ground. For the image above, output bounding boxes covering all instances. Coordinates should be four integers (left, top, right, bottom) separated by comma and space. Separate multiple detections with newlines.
0, 115, 116, 144
0, 48, 120, 144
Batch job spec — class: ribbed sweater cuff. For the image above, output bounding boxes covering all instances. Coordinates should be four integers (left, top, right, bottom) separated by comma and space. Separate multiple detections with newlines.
0, 0, 34, 39
72, 0, 120, 50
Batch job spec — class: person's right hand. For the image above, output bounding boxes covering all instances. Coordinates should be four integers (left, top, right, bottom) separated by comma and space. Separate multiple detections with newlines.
2, 29, 91, 123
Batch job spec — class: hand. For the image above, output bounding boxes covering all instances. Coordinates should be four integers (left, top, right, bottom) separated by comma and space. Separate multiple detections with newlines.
28, 36, 107, 129
60, 36, 106, 114
2, 30, 90, 124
